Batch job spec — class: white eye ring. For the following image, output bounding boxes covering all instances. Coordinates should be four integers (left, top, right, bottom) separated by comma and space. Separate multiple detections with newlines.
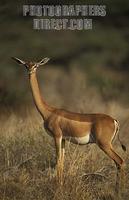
28, 64, 37, 74
33, 64, 37, 68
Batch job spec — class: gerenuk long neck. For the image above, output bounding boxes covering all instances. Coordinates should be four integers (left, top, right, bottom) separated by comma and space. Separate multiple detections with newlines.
29, 71, 53, 120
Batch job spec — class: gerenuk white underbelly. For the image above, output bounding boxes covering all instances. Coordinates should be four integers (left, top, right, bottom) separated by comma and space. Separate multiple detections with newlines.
64, 134, 91, 145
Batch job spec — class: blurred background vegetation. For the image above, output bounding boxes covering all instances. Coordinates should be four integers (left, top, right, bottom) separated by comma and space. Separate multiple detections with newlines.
0, 0, 129, 111
0, 2, 129, 199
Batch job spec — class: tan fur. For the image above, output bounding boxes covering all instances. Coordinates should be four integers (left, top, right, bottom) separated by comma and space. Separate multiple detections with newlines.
12, 57, 125, 186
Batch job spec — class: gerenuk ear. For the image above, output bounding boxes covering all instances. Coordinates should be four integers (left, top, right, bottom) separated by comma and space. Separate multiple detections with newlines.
12, 57, 26, 65
38, 57, 50, 66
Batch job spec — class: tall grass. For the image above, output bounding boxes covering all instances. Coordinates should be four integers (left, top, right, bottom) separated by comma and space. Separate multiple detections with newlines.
0, 97, 128, 200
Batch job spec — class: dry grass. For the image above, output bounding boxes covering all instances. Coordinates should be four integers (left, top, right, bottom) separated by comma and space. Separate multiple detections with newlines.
0, 101, 129, 200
